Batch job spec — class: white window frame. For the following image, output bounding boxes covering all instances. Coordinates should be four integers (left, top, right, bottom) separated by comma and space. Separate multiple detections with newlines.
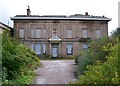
66, 43, 73, 55
19, 29, 24, 38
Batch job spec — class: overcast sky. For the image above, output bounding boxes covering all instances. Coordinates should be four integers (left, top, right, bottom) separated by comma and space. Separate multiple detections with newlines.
0, 0, 119, 34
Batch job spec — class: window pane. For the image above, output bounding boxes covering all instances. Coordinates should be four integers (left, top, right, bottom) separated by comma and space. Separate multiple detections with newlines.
66, 43, 73, 55
43, 43, 46, 54
82, 44, 88, 50
82, 29, 87, 38
35, 44, 41, 54
31, 29, 34, 38
96, 29, 101, 38
31, 44, 34, 51
67, 30, 72, 38
52, 28, 57, 36
19, 29, 24, 38
36, 29, 41, 38
43, 29, 46, 38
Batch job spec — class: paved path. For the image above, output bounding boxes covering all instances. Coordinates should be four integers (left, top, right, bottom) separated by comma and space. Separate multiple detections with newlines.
32, 60, 77, 84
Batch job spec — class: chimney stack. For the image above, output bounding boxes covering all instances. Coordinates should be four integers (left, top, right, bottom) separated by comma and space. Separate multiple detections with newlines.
85, 12, 88, 15
27, 6, 31, 16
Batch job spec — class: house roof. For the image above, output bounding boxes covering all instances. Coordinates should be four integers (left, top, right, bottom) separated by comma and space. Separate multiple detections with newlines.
11, 14, 111, 21
0, 22, 13, 30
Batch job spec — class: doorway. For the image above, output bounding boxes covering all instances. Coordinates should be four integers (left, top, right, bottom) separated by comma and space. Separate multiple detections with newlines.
51, 44, 59, 57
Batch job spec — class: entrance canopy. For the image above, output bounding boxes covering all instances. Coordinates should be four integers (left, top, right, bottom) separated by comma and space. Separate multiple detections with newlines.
49, 36, 62, 43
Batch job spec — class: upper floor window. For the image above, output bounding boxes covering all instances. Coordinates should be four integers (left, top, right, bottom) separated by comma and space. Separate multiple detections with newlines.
67, 26, 72, 38
66, 43, 73, 55
31, 29, 34, 38
96, 29, 101, 38
35, 29, 41, 38
52, 28, 57, 36
43, 29, 46, 38
67, 29, 72, 38
82, 29, 88, 38
19, 29, 24, 38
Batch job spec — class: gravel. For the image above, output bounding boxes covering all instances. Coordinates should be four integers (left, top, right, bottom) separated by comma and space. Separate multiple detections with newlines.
32, 60, 77, 84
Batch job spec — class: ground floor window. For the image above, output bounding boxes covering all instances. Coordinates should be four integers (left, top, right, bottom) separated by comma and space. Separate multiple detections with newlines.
43, 43, 46, 54
31, 43, 47, 55
66, 43, 73, 55
35, 44, 41, 54
31, 44, 34, 51
82, 43, 88, 50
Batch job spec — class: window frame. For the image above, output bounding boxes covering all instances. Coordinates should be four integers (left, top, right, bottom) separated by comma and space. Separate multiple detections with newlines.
82, 29, 88, 38
43, 43, 46, 54
66, 43, 73, 55
95, 29, 101, 38
19, 29, 24, 38
35, 29, 41, 38
35, 43, 41, 54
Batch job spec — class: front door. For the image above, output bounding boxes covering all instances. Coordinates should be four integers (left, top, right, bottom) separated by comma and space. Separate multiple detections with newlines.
52, 44, 59, 57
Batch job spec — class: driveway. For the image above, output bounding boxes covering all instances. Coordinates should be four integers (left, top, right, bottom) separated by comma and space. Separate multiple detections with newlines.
32, 60, 77, 84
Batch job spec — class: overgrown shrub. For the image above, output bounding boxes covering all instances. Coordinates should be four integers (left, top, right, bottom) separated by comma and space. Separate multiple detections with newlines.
72, 27, 120, 84
76, 38, 110, 76
73, 42, 120, 84
2, 31, 41, 84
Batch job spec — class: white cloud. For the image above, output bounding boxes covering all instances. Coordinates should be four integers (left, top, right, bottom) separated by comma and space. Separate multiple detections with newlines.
0, 0, 119, 34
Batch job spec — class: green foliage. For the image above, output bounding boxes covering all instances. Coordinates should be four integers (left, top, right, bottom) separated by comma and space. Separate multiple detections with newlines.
73, 27, 120, 84
76, 38, 110, 76
2, 31, 40, 84
74, 43, 120, 84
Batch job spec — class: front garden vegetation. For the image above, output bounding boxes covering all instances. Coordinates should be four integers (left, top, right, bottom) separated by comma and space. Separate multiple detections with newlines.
2, 31, 41, 84
73, 27, 120, 84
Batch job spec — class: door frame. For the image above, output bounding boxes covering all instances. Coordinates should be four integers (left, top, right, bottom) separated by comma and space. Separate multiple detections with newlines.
51, 43, 59, 58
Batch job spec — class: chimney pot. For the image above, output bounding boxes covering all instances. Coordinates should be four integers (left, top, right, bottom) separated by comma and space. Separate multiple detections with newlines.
85, 12, 88, 15
27, 6, 31, 16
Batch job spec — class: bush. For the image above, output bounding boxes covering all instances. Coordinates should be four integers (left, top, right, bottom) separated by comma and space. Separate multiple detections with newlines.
72, 27, 120, 84
76, 38, 110, 76
2, 31, 41, 84
73, 42, 120, 84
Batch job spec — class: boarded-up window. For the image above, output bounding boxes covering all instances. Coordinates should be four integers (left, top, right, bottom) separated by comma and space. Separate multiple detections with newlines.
19, 29, 24, 38
82, 29, 88, 38
35, 44, 41, 54
66, 43, 73, 55
36, 29, 41, 38
96, 29, 101, 38
31, 29, 34, 38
